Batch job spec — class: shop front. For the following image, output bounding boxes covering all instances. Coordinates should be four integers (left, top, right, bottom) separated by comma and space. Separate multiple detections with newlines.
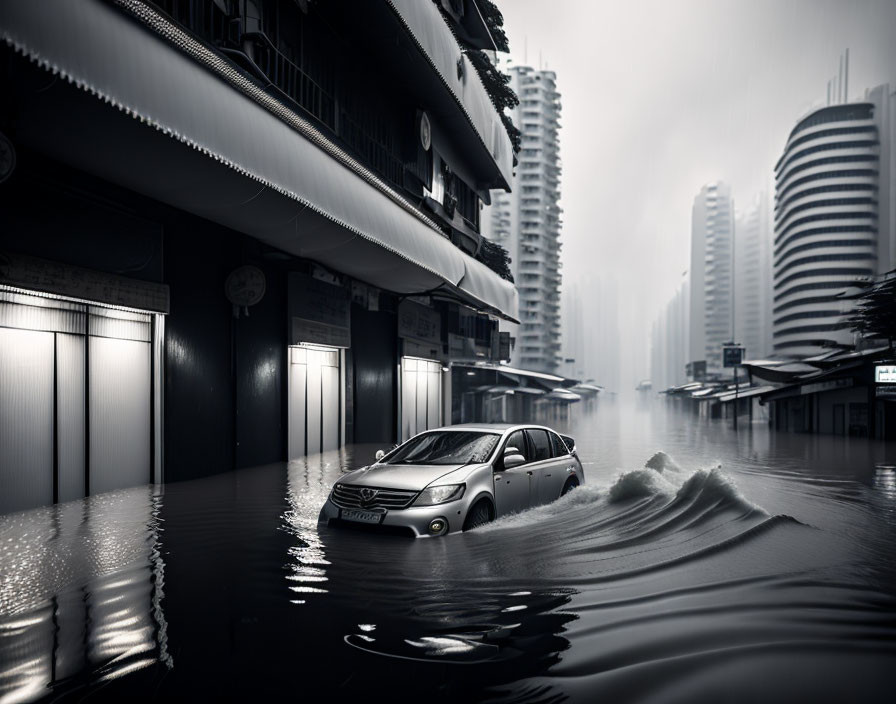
287, 273, 348, 458
0, 254, 166, 514
398, 299, 446, 442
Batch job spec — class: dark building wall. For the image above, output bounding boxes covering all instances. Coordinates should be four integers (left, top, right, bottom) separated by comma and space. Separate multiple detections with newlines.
0, 150, 164, 282
351, 304, 397, 444
164, 228, 288, 479
163, 223, 238, 481
234, 260, 286, 468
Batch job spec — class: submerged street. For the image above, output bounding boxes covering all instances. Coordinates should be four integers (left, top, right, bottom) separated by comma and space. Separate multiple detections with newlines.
1, 400, 894, 703
3, 0, 896, 701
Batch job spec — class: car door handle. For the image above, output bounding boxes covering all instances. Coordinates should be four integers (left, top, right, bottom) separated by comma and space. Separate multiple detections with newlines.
494, 474, 502, 480
526, 470, 533, 476
545, 473, 552, 477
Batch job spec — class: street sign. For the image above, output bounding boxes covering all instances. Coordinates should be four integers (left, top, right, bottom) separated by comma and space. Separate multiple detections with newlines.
722, 346, 744, 368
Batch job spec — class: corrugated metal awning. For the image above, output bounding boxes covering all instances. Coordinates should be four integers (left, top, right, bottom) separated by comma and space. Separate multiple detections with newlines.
740, 361, 820, 383
545, 388, 582, 403
0, 0, 518, 322
717, 385, 776, 403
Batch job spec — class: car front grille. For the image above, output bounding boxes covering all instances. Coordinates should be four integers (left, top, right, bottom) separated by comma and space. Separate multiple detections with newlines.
331, 484, 418, 511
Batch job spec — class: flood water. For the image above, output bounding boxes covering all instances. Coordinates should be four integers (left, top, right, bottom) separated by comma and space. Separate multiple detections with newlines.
2, 400, 895, 702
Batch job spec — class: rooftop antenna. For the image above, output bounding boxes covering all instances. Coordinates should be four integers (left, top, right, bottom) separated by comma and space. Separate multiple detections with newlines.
838, 53, 844, 103
827, 79, 831, 106
524, 35, 527, 65
844, 48, 849, 102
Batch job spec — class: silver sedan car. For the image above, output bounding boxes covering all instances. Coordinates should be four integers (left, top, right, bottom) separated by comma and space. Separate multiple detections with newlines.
319, 423, 584, 538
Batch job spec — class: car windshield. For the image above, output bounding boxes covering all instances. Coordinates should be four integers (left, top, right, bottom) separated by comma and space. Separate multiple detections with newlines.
383, 431, 500, 465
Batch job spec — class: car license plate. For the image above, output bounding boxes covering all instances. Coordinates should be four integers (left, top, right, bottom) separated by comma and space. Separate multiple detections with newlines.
341, 508, 384, 524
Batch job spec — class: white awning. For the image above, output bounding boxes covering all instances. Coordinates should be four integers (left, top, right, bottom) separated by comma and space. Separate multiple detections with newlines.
740, 362, 820, 383
495, 366, 566, 383
545, 388, 582, 403
570, 383, 603, 393
0, 0, 518, 322
717, 385, 776, 403
474, 385, 544, 396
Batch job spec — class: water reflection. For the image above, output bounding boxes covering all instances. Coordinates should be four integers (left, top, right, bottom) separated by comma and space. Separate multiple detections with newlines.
0, 487, 170, 703
282, 447, 350, 601
279, 445, 577, 700
873, 465, 896, 500
1, 401, 894, 702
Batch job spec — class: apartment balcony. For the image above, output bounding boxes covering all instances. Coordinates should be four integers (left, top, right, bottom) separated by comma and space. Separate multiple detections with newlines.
152, 0, 513, 192
0, 0, 519, 322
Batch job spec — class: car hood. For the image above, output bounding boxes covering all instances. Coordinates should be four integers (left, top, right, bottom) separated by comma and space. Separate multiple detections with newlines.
338, 463, 480, 492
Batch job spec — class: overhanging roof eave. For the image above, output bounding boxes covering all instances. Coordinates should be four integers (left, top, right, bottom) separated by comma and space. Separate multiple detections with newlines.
0, 0, 519, 320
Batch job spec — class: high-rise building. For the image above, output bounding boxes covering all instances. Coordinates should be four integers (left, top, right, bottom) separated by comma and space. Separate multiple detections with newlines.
735, 192, 773, 360
562, 277, 620, 389
650, 281, 689, 391
688, 182, 735, 378
772, 84, 895, 358
487, 65, 563, 373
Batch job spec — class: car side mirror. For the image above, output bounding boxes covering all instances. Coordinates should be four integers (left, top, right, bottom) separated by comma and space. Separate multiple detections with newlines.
503, 451, 526, 469
375, 450, 385, 462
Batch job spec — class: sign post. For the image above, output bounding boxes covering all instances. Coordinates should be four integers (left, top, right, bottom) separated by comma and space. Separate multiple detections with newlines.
723, 344, 745, 430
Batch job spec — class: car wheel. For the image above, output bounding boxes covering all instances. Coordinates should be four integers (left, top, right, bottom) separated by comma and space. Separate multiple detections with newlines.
561, 478, 579, 496
463, 500, 493, 531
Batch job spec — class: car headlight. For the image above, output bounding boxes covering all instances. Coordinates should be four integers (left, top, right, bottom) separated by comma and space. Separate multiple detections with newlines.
413, 484, 465, 506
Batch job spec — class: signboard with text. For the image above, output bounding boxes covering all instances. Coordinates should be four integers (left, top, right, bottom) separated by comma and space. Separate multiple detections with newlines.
397, 299, 441, 346
288, 272, 350, 347
723, 346, 744, 368
875, 365, 896, 383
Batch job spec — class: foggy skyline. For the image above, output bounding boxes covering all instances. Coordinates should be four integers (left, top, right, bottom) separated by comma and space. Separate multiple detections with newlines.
497, 0, 896, 389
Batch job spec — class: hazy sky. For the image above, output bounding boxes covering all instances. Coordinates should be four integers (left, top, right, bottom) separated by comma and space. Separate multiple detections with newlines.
497, 0, 896, 386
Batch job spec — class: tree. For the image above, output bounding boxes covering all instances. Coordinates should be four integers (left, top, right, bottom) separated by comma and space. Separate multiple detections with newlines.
476, 0, 509, 53
476, 238, 514, 283
432, 1, 521, 156
464, 49, 521, 154
843, 270, 896, 348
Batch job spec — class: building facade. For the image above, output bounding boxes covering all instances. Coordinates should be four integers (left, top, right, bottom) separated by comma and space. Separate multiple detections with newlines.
0, 0, 518, 514
562, 277, 620, 390
772, 84, 895, 358
486, 65, 562, 373
735, 191, 773, 360
688, 182, 735, 378
650, 281, 689, 392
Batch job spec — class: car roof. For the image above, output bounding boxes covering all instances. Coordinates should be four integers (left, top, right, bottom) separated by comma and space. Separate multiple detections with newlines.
431, 423, 561, 434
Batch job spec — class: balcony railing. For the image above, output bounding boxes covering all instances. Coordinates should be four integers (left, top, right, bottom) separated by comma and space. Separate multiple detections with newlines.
148, 0, 448, 227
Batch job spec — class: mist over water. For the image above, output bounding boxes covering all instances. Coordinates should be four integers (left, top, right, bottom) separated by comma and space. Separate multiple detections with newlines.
1, 399, 895, 702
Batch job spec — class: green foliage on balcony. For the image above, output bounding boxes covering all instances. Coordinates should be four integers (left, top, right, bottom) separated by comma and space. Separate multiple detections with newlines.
476, 238, 515, 283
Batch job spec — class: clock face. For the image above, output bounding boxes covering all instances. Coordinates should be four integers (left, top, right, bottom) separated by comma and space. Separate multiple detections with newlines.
225, 265, 266, 306
420, 112, 432, 151
0, 133, 15, 184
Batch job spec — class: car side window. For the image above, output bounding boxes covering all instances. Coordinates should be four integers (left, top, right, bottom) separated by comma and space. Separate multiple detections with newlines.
504, 430, 528, 461
549, 432, 568, 457
525, 429, 551, 462
496, 430, 528, 471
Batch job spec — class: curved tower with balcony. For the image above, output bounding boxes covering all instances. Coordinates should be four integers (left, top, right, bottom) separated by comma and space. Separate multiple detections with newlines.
772, 102, 880, 358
